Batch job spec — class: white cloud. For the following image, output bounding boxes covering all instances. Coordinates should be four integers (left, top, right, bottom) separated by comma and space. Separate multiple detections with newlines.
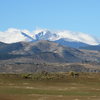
0, 28, 99, 45
56, 30, 99, 45
0, 28, 31, 43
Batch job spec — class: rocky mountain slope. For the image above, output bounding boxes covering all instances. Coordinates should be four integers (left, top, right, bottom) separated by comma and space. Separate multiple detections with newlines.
0, 40, 100, 63
0, 40, 100, 73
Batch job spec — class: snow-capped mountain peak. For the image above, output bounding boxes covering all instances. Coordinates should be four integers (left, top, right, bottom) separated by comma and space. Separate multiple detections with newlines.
32, 29, 99, 45
0, 28, 99, 45
33, 29, 59, 41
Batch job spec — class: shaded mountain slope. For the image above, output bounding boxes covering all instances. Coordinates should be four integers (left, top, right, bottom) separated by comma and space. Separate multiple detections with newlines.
55, 38, 89, 48
80, 45, 100, 51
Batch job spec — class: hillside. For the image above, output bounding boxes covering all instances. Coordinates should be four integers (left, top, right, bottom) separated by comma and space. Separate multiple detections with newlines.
0, 40, 99, 63
0, 40, 100, 73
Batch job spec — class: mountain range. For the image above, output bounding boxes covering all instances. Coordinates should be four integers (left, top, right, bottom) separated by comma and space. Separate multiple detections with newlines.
0, 40, 100, 63
0, 29, 100, 73
0, 40, 100, 73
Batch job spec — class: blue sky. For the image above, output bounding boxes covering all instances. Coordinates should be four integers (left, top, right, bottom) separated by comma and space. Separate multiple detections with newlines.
0, 0, 100, 37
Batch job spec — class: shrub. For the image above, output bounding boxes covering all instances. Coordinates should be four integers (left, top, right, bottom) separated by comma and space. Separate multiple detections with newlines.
69, 71, 79, 78
22, 74, 32, 79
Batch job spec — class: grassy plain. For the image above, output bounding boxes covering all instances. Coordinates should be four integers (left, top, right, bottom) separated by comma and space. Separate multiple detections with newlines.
0, 73, 100, 100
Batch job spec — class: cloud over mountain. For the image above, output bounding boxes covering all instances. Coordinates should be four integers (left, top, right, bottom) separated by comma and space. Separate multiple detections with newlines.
0, 28, 32, 43
0, 28, 99, 45
56, 30, 99, 45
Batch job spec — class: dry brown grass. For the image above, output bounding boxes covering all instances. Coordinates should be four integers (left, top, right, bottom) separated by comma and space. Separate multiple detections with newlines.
0, 73, 100, 100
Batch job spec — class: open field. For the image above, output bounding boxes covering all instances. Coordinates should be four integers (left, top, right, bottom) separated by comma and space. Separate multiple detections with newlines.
0, 73, 100, 100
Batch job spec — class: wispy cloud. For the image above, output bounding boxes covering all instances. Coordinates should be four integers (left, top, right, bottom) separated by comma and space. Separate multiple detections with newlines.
56, 30, 99, 45
0, 28, 30, 43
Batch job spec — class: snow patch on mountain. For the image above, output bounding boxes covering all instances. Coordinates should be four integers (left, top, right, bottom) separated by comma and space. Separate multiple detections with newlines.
33, 29, 59, 41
